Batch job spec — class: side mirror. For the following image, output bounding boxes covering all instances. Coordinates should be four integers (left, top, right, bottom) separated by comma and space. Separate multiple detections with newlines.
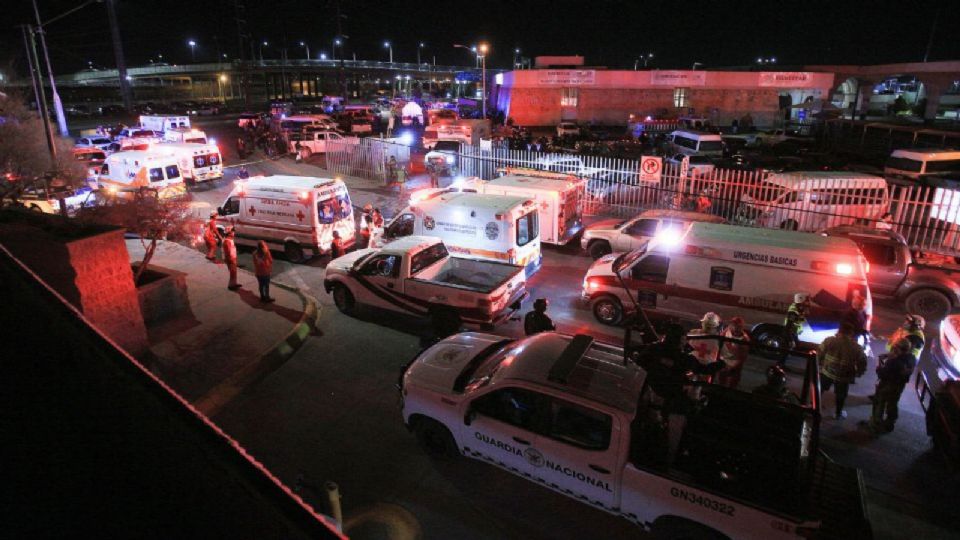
464, 407, 477, 426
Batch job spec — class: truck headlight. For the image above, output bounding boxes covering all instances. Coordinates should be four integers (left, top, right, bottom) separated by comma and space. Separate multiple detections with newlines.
446, 155, 455, 164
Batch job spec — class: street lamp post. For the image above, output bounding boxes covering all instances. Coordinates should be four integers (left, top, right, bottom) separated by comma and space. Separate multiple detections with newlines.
384, 41, 392, 63
418, 42, 425, 66
332, 37, 341, 61
514, 48, 520, 69
299, 41, 310, 60
478, 43, 488, 119
188, 39, 196, 62
259, 41, 268, 62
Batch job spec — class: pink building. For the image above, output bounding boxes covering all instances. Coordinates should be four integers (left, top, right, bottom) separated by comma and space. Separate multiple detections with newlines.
493, 57, 835, 128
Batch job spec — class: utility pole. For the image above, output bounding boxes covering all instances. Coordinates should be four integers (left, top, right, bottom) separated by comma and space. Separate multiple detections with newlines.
336, 0, 347, 98
105, 0, 133, 112
923, 0, 941, 62
31, 0, 68, 137
22, 24, 58, 166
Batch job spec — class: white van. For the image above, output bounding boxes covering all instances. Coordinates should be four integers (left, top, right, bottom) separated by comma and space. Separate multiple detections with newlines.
740, 172, 889, 231
667, 130, 724, 157
216, 175, 356, 262
97, 150, 185, 198
139, 115, 190, 132
385, 192, 542, 274
884, 149, 960, 180
162, 127, 208, 145
152, 143, 222, 184
582, 221, 871, 345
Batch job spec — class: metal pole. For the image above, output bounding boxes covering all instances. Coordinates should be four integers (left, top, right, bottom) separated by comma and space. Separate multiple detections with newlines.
106, 0, 133, 112
24, 24, 58, 166
21, 26, 44, 126
31, 0, 68, 137
481, 55, 486, 119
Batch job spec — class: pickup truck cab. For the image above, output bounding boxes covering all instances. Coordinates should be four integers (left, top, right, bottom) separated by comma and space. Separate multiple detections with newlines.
400, 331, 872, 539
822, 226, 960, 321
289, 130, 358, 157
581, 209, 725, 259
324, 236, 527, 330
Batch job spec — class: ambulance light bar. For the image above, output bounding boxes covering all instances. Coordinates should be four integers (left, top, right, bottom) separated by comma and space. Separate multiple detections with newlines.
811, 260, 854, 275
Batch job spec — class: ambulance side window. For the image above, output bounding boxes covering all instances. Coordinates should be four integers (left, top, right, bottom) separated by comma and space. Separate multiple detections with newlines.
472, 387, 545, 432
544, 397, 612, 451
149, 168, 164, 182
165, 165, 180, 179
631, 255, 670, 283
223, 197, 240, 215
709, 267, 734, 291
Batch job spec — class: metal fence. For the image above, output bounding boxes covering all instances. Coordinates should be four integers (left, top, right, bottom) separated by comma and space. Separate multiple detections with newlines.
328, 139, 960, 256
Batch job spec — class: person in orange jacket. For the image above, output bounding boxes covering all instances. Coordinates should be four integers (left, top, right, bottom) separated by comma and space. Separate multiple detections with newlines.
204, 212, 221, 261
223, 228, 240, 290
252, 240, 274, 302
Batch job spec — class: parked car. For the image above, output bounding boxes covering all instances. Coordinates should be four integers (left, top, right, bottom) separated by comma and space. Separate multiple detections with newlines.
581, 209, 726, 259
75, 136, 114, 152
821, 225, 960, 321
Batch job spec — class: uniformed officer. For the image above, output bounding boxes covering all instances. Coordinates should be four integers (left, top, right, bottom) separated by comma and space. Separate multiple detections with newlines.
524, 298, 556, 336
782, 292, 811, 363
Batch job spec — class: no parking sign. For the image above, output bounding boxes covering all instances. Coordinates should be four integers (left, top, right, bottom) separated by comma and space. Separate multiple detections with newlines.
639, 156, 662, 183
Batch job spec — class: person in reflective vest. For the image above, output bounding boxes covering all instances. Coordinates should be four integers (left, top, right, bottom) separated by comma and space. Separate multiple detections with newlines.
868, 338, 917, 433
887, 314, 925, 359
819, 322, 868, 420
204, 212, 221, 261
781, 292, 811, 364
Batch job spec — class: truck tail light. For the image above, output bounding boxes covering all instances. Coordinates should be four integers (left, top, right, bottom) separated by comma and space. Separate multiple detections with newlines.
836, 263, 853, 275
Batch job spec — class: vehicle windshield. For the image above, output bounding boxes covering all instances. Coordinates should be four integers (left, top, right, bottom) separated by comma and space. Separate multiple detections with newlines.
434, 141, 461, 152
455, 339, 517, 393
318, 193, 352, 224
699, 140, 723, 152
613, 244, 647, 272
885, 157, 923, 172
751, 181, 789, 202
92, 138, 111, 145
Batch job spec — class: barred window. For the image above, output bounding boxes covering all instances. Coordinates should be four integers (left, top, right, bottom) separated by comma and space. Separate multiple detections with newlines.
561, 88, 579, 107
674, 87, 690, 108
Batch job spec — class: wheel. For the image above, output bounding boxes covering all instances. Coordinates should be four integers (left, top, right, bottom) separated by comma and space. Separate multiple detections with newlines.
414, 418, 459, 459
591, 295, 623, 326
284, 241, 304, 263
588, 240, 612, 259
331, 283, 356, 315
905, 289, 952, 322
651, 516, 728, 540
751, 325, 790, 360
780, 219, 799, 231
300, 147, 312, 159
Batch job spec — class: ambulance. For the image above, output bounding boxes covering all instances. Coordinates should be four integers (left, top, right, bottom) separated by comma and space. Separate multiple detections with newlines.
96, 150, 186, 199
162, 127, 208, 145
139, 115, 190, 133
152, 142, 223, 184
581, 222, 871, 345
215, 175, 355, 262
384, 191, 542, 274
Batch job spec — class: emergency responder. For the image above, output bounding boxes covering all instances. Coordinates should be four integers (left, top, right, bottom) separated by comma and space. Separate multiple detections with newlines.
819, 322, 868, 419
717, 316, 750, 389
524, 298, 556, 336
688, 312, 721, 367
330, 230, 344, 259
752, 365, 800, 404
842, 292, 871, 348
204, 212, 221, 261
782, 292, 811, 363
888, 314, 925, 359
867, 338, 917, 434
223, 228, 240, 290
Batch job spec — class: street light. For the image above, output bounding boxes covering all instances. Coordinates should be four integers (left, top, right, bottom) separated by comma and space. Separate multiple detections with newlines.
478, 42, 488, 118
299, 41, 310, 60
332, 37, 341, 61
514, 48, 520, 69
418, 42, 425, 65
259, 40, 268, 62
319, 52, 327, 60
384, 41, 392, 63
187, 39, 196, 62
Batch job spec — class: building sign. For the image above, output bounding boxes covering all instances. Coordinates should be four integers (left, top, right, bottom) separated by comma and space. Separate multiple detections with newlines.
537, 70, 595, 85
758, 72, 814, 88
650, 71, 706, 86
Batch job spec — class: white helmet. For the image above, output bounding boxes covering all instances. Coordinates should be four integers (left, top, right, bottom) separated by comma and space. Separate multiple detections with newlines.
701, 312, 721, 328
794, 293, 810, 304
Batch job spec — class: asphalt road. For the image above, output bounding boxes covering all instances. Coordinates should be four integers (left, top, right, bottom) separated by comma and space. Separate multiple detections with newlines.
162, 118, 959, 538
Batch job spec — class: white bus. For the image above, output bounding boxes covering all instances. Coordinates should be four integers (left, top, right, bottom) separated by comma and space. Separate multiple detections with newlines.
884, 149, 960, 181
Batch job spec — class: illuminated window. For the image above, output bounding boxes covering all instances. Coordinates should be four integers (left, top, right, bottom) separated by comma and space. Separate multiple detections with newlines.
673, 87, 689, 108
561, 88, 578, 107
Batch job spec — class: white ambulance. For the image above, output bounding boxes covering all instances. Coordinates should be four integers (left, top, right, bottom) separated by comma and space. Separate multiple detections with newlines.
152, 142, 223, 184
215, 175, 355, 262
97, 150, 186, 199
385, 191, 542, 275
582, 222, 871, 345
139, 115, 190, 132
162, 127, 208, 144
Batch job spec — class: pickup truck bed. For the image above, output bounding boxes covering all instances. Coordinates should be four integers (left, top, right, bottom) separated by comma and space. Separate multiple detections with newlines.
414, 257, 521, 293
807, 453, 872, 539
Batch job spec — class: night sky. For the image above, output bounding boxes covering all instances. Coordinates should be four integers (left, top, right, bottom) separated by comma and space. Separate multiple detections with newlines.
4, 0, 959, 76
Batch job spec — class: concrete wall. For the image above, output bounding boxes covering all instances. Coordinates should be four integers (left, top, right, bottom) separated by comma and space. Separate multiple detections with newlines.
0, 217, 149, 356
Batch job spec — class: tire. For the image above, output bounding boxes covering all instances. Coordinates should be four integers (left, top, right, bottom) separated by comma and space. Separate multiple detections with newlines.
780, 219, 799, 231
904, 289, 952, 322
331, 283, 356, 315
751, 325, 790, 360
651, 517, 729, 540
588, 240, 612, 260
413, 418, 459, 459
284, 241, 304, 263
591, 295, 623, 326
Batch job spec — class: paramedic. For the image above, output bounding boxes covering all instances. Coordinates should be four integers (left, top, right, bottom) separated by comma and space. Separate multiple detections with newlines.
717, 316, 750, 389
782, 292, 811, 362
204, 212, 222, 261
819, 322, 868, 420
869, 338, 917, 433
524, 298, 556, 336
888, 314, 925, 359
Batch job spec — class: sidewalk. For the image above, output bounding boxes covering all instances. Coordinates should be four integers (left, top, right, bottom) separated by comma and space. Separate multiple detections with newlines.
127, 239, 318, 415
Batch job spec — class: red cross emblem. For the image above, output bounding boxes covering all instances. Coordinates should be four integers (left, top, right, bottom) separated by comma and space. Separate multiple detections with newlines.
295, 210, 306, 222
248, 206, 256, 216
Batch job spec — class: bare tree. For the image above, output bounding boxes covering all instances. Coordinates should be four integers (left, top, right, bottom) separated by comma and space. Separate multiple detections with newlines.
78, 188, 192, 285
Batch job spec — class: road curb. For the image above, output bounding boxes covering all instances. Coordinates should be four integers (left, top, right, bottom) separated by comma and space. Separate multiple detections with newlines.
194, 279, 321, 417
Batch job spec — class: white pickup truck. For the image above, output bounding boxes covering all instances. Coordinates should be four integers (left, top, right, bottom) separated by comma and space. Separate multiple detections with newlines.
288, 130, 358, 157
400, 331, 872, 540
323, 236, 528, 329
